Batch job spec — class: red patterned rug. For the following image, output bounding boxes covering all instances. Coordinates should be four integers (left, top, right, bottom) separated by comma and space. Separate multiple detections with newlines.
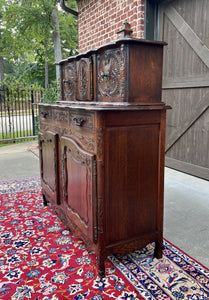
0, 178, 209, 300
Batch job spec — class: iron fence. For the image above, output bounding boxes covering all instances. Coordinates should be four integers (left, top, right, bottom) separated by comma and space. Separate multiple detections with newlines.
0, 87, 43, 144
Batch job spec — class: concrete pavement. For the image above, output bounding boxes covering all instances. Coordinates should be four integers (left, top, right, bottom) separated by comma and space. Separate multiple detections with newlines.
0, 141, 40, 180
0, 141, 209, 269
164, 168, 209, 269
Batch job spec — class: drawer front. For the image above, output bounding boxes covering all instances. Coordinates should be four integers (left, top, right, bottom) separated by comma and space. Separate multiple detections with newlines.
39, 106, 52, 122
69, 111, 95, 131
52, 108, 70, 125
69, 111, 96, 153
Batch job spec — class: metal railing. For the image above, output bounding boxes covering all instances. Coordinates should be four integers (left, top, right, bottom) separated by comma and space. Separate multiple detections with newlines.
0, 87, 43, 144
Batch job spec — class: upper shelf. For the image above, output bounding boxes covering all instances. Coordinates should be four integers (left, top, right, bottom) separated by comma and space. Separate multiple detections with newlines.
59, 21, 166, 104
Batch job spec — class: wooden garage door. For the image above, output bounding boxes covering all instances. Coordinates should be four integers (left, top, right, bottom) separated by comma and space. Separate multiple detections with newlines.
159, 0, 209, 180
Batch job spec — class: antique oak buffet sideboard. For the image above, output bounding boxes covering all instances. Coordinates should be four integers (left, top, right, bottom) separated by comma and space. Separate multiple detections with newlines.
38, 24, 169, 277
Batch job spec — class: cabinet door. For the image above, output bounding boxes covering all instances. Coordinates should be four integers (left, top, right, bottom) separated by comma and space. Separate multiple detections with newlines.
61, 61, 76, 101
97, 46, 127, 102
76, 58, 92, 101
39, 131, 59, 204
61, 136, 97, 243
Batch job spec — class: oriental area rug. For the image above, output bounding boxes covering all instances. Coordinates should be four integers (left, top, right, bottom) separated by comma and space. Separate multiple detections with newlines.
0, 178, 209, 300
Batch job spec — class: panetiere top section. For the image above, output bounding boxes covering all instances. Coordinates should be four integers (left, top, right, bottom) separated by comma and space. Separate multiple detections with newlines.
59, 36, 166, 104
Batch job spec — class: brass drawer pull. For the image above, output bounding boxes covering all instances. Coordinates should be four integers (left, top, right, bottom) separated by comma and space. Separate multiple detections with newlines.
41, 111, 48, 118
73, 117, 85, 126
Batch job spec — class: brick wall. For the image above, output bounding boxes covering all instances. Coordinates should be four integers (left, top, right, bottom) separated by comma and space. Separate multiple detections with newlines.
77, 0, 145, 53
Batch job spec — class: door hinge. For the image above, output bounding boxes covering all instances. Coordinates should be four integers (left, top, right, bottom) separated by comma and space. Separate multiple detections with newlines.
93, 159, 98, 242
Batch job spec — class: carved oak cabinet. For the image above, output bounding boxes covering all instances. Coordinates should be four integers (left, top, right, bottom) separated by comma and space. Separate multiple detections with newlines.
38, 35, 169, 277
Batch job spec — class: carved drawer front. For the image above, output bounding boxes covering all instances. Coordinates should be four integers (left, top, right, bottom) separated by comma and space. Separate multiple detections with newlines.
97, 45, 128, 102
61, 137, 97, 243
39, 131, 59, 205
52, 108, 69, 125
39, 106, 52, 123
61, 61, 76, 101
70, 111, 95, 131
76, 58, 92, 101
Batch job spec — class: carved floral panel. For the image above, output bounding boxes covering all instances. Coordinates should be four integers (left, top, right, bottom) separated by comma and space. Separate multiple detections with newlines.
62, 62, 75, 100
76, 58, 92, 101
97, 45, 128, 101
52, 110, 69, 125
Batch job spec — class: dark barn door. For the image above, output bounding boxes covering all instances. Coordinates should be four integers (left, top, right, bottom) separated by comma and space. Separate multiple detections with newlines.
158, 0, 209, 180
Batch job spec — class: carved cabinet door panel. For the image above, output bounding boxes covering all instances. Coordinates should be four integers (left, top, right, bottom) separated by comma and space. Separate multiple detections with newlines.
97, 46, 128, 102
61, 61, 76, 101
39, 131, 59, 205
76, 58, 92, 101
61, 136, 97, 243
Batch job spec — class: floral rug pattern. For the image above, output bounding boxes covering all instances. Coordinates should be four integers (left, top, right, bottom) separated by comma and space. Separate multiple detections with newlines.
0, 177, 41, 194
112, 242, 209, 300
0, 178, 209, 300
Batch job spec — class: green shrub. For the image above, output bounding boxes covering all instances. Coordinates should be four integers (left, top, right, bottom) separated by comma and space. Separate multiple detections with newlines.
42, 82, 60, 103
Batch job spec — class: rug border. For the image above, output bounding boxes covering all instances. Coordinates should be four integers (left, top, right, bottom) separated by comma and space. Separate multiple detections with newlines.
111, 239, 209, 300
164, 237, 209, 272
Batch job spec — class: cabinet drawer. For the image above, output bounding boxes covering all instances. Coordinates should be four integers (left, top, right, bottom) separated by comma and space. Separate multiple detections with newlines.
39, 106, 52, 122
69, 111, 95, 131
52, 108, 70, 125
68, 111, 96, 153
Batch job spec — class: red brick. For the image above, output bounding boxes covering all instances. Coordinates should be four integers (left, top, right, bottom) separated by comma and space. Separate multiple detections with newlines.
78, 0, 145, 52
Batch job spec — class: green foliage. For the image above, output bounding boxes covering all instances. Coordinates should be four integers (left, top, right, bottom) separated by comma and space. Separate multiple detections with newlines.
0, 0, 78, 87
42, 82, 60, 103
3, 57, 54, 87
2, 0, 52, 52
20, 60, 56, 87
59, 9, 78, 58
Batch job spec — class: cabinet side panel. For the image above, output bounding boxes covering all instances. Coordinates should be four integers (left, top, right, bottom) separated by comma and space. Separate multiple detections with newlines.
105, 125, 159, 245
129, 44, 164, 102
